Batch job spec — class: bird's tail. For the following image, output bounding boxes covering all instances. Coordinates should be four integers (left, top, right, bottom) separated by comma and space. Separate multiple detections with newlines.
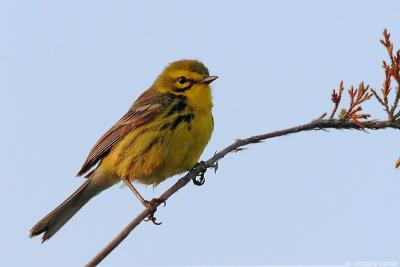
29, 172, 117, 242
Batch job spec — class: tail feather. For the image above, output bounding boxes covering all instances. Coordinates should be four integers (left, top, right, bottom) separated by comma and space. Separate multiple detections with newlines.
29, 174, 115, 242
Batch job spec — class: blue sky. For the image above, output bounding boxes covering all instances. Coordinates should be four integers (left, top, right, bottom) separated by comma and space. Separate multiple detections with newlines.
1, 0, 400, 266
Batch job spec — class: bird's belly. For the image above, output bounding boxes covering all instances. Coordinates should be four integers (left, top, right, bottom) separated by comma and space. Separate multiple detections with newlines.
102, 112, 213, 185
140, 112, 213, 185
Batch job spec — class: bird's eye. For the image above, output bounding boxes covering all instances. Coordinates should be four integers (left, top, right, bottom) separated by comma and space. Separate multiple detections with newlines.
177, 76, 187, 84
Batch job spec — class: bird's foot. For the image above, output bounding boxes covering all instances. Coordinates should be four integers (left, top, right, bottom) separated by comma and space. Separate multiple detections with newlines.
144, 198, 166, 225
192, 161, 207, 186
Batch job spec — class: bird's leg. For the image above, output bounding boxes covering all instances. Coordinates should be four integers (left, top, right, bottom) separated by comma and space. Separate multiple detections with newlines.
122, 178, 165, 225
122, 178, 148, 207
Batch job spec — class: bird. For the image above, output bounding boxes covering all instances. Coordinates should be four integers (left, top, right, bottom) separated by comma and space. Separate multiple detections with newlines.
29, 59, 218, 242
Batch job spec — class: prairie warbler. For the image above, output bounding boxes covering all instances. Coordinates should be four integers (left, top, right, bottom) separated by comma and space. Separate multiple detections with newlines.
30, 59, 217, 242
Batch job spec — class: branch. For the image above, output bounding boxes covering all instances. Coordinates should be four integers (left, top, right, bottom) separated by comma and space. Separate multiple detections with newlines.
85, 29, 400, 266
85, 118, 400, 267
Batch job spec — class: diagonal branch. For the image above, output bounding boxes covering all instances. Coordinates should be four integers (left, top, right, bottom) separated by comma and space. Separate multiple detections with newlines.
85, 118, 400, 267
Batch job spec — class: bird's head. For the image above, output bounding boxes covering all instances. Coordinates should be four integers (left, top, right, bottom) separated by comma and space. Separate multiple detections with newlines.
154, 60, 218, 111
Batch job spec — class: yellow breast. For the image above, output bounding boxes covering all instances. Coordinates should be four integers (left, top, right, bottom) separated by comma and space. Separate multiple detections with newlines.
101, 87, 214, 185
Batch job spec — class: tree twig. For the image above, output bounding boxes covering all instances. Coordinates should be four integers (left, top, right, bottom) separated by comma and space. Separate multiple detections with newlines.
85, 118, 400, 267
329, 81, 344, 119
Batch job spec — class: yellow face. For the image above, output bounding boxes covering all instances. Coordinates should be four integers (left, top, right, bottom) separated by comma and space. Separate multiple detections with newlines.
153, 60, 218, 111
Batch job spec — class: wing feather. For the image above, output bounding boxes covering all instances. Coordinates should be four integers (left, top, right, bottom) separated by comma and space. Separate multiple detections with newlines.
76, 89, 175, 176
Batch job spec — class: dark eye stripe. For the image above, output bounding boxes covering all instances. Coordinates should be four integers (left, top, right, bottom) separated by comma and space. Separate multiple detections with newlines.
174, 79, 195, 92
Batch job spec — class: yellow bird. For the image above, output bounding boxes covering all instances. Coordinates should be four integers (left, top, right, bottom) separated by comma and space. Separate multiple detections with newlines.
30, 59, 218, 242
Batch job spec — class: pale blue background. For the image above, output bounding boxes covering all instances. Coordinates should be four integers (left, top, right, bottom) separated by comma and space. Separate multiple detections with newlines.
1, 0, 400, 266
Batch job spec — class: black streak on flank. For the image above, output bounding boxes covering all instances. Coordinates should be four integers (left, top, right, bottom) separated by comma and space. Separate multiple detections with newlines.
160, 122, 171, 130
166, 96, 187, 117
170, 113, 195, 130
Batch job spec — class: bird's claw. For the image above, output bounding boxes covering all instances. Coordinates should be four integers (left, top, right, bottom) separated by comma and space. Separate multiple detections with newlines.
191, 160, 218, 186
143, 198, 166, 225
192, 172, 205, 186
144, 213, 162, 225
192, 162, 207, 186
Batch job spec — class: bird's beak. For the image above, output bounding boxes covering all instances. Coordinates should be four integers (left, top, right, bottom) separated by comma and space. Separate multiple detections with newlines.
200, 75, 218, 84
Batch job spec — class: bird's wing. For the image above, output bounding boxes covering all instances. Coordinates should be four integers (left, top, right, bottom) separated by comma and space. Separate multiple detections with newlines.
76, 89, 175, 176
